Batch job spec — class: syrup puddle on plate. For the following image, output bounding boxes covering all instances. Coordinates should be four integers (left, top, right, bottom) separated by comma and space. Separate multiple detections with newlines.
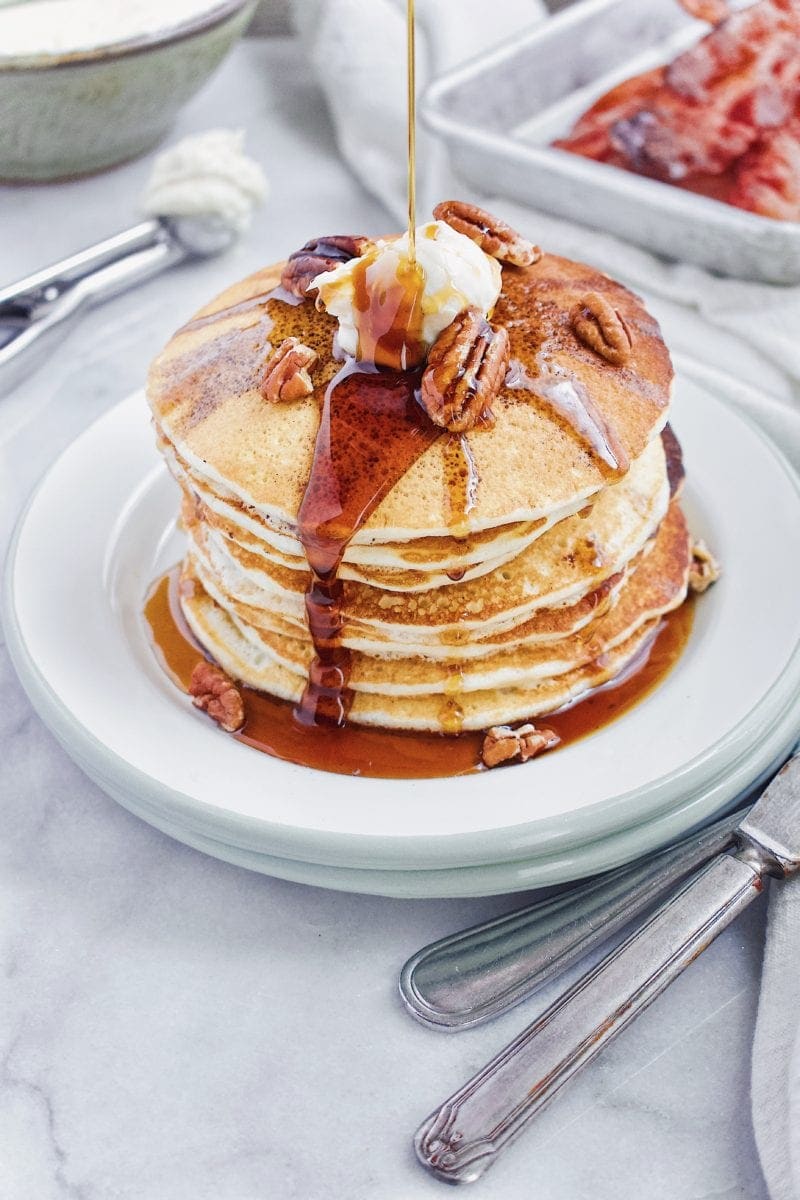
144, 569, 694, 780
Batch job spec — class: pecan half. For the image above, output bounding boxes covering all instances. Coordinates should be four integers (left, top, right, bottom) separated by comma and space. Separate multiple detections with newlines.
189, 661, 245, 732
421, 307, 510, 433
571, 291, 632, 366
689, 539, 721, 593
433, 200, 541, 267
482, 723, 560, 768
280, 235, 370, 299
260, 337, 318, 402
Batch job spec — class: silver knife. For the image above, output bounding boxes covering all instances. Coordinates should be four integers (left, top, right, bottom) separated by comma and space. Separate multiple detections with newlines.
400, 804, 747, 1030
414, 755, 800, 1185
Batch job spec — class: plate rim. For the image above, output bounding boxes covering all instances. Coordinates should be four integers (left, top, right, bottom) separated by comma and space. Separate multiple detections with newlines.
68, 732, 794, 898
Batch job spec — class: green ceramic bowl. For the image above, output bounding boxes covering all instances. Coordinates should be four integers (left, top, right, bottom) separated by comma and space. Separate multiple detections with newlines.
0, 0, 257, 182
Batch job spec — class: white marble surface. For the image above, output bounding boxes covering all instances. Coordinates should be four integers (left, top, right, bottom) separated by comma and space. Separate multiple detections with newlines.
0, 37, 771, 1200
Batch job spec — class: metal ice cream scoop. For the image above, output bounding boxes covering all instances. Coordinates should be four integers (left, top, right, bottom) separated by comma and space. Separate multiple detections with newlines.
0, 129, 268, 397
0, 216, 237, 396
414, 755, 800, 1185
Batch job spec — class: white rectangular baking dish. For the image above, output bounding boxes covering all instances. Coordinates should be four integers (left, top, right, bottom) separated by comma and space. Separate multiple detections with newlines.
422, 0, 800, 283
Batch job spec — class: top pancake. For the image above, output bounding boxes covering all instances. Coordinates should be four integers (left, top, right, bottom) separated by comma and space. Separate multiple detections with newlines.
147, 249, 673, 540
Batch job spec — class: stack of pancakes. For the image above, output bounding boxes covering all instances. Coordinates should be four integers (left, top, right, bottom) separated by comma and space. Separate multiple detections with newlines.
147, 249, 690, 733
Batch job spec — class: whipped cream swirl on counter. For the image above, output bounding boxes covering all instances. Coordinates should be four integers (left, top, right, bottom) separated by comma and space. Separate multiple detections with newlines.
312, 220, 502, 368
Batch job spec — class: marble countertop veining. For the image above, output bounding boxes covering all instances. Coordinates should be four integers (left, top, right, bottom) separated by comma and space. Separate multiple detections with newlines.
0, 37, 770, 1200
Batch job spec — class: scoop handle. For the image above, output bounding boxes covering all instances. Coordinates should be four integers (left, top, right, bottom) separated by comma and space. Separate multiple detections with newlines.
399, 807, 744, 1029
0, 221, 181, 396
414, 849, 764, 1185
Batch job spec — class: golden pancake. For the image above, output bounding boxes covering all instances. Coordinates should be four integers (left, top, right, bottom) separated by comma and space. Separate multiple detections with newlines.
160, 429, 560, 572
181, 501, 689, 698
183, 433, 668, 640
147, 251, 672, 540
180, 577, 665, 732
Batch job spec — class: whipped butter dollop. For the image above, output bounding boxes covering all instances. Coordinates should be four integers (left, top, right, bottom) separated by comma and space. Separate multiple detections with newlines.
142, 130, 268, 235
312, 220, 502, 369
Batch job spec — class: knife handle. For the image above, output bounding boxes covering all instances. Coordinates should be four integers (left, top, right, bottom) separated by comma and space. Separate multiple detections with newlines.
415, 850, 764, 1185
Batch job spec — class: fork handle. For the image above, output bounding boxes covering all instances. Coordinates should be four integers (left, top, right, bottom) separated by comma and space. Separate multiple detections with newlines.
414, 850, 764, 1185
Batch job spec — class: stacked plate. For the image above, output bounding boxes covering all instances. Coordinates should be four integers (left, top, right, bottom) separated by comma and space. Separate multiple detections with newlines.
5, 365, 800, 897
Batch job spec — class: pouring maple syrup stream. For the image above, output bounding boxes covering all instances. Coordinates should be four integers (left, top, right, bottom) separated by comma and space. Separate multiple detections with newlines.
407, 0, 417, 262
294, 0, 431, 728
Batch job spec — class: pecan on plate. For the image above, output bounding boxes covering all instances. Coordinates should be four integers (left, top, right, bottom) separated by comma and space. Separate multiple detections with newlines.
260, 337, 319, 402
420, 307, 510, 433
482, 723, 560, 768
433, 200, 541, 267
280, 235, 370, 299
189, 661, 245, 732
689, 539, 721, 593
571, 291, 633, 366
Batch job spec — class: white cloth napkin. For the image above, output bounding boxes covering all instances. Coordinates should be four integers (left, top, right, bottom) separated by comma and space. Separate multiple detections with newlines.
291, 3, 800, 1196
291, 0, 540, 222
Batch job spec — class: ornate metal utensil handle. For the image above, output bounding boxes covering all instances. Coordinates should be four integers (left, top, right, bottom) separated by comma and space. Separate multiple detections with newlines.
415, 849, 765, 1184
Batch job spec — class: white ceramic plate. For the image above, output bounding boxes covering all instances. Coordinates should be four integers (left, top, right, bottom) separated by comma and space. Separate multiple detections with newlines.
90, 743, 786, 897
5, 370, 800, 894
